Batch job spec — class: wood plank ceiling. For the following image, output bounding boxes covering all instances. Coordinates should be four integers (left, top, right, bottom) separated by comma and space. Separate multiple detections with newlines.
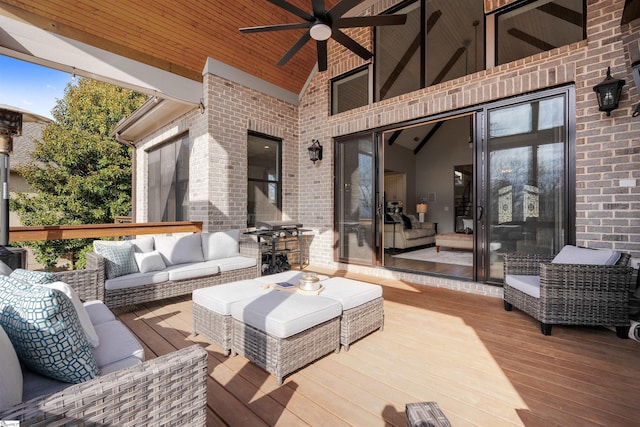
0, 0, 341, 94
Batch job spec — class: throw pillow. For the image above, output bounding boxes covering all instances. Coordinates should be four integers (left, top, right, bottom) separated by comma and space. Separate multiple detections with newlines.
201, 230, 240, 261
407, 214, 420, 230
134, 250, 167, 273
0, 324, 22, 411
154, 233, 204, 265
0, 275, 99, 383
93, 241, 139, 279
38, 281, 100, 347
10, 268, 59, 284
551, 245, 621, 266
390, 213, 403, 224
462, 218, 474, 231
400, 214, 412, 230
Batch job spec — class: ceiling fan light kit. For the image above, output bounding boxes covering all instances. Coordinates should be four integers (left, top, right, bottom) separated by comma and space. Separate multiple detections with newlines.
240, 0, 407, 71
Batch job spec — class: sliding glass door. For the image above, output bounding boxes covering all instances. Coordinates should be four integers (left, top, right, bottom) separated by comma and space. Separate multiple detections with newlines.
335, 133, 379, 265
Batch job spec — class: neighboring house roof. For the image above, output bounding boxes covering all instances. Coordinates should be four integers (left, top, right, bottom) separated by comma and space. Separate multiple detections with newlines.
11, 122, 46, 171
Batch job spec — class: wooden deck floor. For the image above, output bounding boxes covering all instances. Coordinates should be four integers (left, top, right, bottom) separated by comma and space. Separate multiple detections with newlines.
115, 270, 640, 426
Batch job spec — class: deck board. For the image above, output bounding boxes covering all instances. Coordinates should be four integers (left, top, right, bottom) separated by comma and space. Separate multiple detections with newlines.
114, 271, 640, 426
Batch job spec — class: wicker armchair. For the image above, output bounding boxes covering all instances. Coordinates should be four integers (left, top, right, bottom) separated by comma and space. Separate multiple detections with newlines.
503, 252, 633, 336
0, 345, 208, 425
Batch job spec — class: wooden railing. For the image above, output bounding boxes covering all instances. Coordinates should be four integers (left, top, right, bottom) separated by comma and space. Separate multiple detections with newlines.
8, 221, 203, 243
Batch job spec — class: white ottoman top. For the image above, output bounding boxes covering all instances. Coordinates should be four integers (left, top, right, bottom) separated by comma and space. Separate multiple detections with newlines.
320, 277, 383, 310
192, 279, 266, 315
230, 291, 342, 338
254, 270, 329, 285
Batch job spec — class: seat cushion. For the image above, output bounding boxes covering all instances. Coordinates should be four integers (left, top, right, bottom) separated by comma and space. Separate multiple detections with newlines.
192, 279, 266, 315
0, 324, 22, 411
165, 261, 220, 281
104, 270, 170, 290
0, 275, 99, 384
320, 277, 383, 310
213, 256, 256, 273
230, 292, 342, 338
92, 320, 144, 368
254, 270, 329, 285
504, 274, 540, 298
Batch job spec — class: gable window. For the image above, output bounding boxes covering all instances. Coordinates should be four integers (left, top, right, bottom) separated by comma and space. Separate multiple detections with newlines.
331, 65, 370, 115
494, 0, 585, 66
247, 132, 282, 227
375, 0, 485, 101
147, 133, 189, 222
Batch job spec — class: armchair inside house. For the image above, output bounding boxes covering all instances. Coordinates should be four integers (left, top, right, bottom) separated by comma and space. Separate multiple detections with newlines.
503, 245, 633, 336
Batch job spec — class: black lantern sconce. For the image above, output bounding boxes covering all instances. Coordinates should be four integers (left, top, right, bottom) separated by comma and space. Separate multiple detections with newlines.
593, 67, 625, 116
308, 139, 323, 164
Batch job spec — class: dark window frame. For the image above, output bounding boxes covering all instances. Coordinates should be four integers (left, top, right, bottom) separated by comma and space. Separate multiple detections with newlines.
330, 64, 370, 115
247, 131, 282, 228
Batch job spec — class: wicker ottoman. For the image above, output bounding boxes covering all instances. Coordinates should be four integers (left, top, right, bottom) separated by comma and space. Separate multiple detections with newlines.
405, 402, 451, 427
321, 277, 384, 351
230, 291, 342, 385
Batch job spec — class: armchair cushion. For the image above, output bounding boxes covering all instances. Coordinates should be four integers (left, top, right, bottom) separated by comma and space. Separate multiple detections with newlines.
504, 274, 540, 298
551, 245, 620, 266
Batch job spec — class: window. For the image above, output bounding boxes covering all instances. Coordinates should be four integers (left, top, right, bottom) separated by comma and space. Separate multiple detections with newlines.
147, 133, 189, 222
247, 132, 281, 227
375, 0, 485, 101
495, 0, 585, 66
331, 66, 370, 115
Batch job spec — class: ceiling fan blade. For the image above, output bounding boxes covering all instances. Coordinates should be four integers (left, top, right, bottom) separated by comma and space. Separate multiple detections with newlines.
332, 29, 372, 60
327, 0, 363, 22
277, 31, 312, 66
335, 14, 407, 28
267, 0, 314, 21
311, 0, 326, 18
317, 40, 328, 71
240, 22, 311, 33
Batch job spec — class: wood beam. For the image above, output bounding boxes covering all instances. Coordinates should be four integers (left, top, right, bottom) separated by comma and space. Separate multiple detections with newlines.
430, 46, 465, 86
537, 3, 583, 27
387, 129, 403, 146
413, 122, 443, 155
507, 28, 556, 52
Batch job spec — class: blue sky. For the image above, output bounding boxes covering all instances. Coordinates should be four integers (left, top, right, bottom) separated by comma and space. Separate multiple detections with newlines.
0, 55, 71, 119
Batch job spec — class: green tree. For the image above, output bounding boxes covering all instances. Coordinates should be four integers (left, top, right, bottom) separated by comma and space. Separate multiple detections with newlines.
11, 78, 147, 269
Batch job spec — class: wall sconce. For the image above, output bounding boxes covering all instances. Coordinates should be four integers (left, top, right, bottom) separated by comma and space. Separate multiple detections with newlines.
593, 67, 625, 116
199, 99, 205, 114
308, 139, 323, 164
416, 202, 428, 222
633, 103, 640, 118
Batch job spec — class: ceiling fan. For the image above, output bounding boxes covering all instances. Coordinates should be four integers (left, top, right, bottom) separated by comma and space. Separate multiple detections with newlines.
240, 0, 407, 71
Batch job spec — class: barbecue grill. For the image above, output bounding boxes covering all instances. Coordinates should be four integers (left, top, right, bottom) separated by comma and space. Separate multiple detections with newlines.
246, 221, 308, 275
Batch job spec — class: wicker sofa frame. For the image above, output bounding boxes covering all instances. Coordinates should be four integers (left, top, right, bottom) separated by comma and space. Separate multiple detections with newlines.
0, 345, 208, 426
84, 240, 261, 309
503, 252, 633, 336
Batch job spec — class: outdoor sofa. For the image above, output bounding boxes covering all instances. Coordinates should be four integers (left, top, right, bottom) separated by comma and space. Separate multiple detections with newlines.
0, 268, 208, 425
87, 229, 260, 308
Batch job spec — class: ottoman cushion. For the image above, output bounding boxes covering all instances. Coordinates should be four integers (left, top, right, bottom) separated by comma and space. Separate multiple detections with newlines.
254, 270, 329, 285
230, 292, 342, 338
192, 279, 266, 315
321, 277, 382, 310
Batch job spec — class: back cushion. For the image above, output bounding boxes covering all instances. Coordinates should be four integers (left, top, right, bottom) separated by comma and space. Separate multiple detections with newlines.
552, 245, 621, 266
0, 276, 99, 384
155, 233, 204, 266
202, 230, 240, 261
130, 236, 155, 253
0, 324, 22, 411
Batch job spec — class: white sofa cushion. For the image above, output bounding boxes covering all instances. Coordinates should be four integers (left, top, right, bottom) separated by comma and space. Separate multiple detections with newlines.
92, 320, 145, 368
0, 324, 22, 411
230, 292, 342, 338
93, 241, 139, 279
104, 271, 170, 290
164, 261, 220, 282
254, 270, 329, 285
320, 277, 383, 310
214, 256, 257, 273
155, 233, 204, 266
504, 274, 541, 298
130, 236, 154, 253
39, 281, 100, 347
134, 250, 167, 273
84, 300, 116, 325
552, 245, 620, 266
192, 279, 267, 315
201, 230, 240, 261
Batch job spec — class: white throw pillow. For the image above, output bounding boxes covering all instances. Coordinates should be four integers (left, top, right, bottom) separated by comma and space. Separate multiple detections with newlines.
462, 218, 474, 231
134, 250, 167, 273
552, 245, 621, 266
39, 281, 100, 348
0, 324, 22, 411
201, 230, 240, 261
154, 233, 204, 266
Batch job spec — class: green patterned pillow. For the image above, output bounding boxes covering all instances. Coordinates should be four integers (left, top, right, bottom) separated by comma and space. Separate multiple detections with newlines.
10, 268, 60, 284
0, 275, 100, 383
93, 241, 139, 279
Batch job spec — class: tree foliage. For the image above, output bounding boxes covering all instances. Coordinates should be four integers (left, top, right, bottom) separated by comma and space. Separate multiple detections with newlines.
11, 78, 147, 269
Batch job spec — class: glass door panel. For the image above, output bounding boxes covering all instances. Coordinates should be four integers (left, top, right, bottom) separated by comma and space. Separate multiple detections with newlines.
336, 134, 376, 265
486, 94, 568, 281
